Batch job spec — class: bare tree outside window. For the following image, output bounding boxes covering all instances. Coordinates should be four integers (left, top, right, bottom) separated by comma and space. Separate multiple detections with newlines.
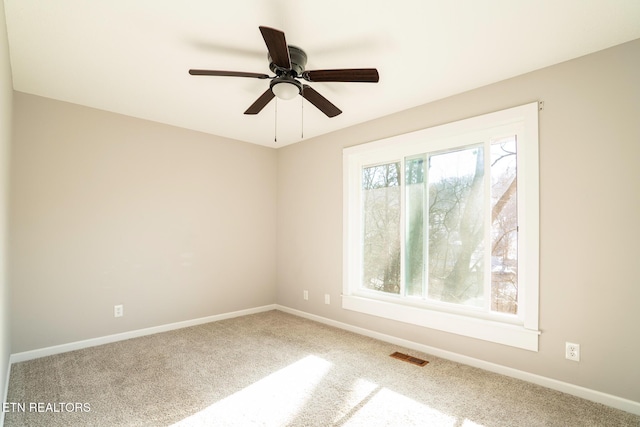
490, 136, 518, 314
362, 162, 401, 294
360, 138, 519, 314
427, 146, 485, 307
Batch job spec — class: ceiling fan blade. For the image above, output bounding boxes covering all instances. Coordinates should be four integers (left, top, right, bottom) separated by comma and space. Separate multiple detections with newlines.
302, 85, 342, 118
189, 69, 270, 79
302, 68, 379, 83
259, 26, 291, 70
244, 89, 275, 115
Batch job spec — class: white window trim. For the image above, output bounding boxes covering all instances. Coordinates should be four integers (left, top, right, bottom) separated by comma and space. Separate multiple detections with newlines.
343, 102, 540, 351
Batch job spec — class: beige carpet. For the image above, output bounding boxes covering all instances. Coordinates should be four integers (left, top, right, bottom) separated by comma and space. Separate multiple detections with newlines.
4, 310, 639, 426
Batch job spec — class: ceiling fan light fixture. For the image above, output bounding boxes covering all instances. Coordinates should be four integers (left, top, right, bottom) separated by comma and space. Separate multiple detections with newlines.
271, 80, 301, 100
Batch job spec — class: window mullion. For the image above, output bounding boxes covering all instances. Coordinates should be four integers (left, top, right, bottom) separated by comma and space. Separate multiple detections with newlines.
423, 154, 430, 300
399, 157, 407, 296
484, 140, 492, 313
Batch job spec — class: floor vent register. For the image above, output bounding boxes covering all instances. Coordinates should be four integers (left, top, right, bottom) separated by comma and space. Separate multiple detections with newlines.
390, 351, 429, 367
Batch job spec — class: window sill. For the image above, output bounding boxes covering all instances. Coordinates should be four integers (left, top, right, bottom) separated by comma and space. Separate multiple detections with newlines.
342, 294, 540, 351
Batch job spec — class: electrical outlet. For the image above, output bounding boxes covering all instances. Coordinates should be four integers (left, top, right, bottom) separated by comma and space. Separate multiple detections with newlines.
303, 290, 309, 301
324, 294, 330, 305
114, 304, 124, 318
565, 342, 580, 361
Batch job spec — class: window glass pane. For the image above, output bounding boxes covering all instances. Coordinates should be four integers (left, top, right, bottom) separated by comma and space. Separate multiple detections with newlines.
490, 137, 518, 314
362, 162, 401, 294
427, 146, 485, 307
405, 156, 426, 297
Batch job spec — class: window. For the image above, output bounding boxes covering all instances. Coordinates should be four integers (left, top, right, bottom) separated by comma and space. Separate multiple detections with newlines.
343, 103, 540, 350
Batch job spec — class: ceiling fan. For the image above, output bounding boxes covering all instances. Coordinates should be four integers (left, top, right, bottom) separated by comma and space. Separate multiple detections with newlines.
189, 26, 379, 118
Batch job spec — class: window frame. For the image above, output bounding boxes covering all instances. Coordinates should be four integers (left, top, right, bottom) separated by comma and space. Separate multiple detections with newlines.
343, 102, 540, 351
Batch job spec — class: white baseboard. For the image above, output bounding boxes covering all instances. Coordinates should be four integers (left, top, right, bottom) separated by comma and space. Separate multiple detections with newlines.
275, 304, 640, 416
9, 304, 276, 364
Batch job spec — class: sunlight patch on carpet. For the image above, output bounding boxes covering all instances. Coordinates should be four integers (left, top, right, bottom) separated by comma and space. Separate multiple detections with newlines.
331, 378, 381, 424
462, 419, 486, 426
342, 386, 458, 426
171, 355, 332, 426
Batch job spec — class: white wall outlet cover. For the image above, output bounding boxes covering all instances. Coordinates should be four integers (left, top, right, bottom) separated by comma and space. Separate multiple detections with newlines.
114, 305, 124, 318
565, 342, 580, 361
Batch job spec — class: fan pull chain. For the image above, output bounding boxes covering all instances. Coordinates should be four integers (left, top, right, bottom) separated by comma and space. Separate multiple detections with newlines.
301, 94, 304, 139
274, 98, 278, 143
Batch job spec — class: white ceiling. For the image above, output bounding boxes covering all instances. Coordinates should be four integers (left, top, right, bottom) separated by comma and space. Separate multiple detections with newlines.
4, 1, 640, 148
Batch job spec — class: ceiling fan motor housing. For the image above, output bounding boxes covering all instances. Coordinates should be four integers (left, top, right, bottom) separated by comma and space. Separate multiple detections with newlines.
269, 45, 307, 77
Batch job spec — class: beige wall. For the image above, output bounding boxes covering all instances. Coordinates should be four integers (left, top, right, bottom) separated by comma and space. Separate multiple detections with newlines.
277, 39, 640, 402
1, 0, 13, 410
9, 94, 278, 352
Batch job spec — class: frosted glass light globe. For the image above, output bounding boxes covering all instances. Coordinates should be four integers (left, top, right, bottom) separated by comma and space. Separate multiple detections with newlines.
272, 81, 300, 100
